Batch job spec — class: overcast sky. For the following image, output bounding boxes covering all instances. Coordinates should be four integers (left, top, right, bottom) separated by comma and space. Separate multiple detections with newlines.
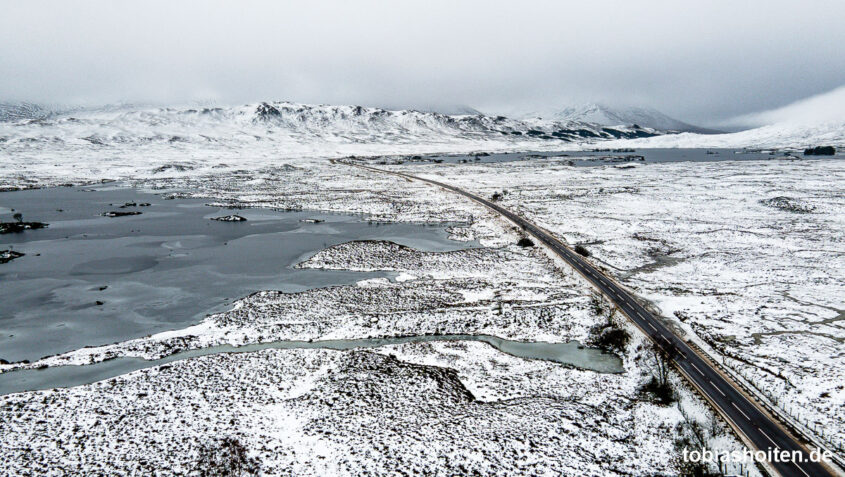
2, 0, 844, 126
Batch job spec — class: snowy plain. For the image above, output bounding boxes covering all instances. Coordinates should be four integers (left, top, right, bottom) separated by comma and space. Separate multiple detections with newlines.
391, 155, 845, 453
2, 101, 841, 475
0, 159, 756, 476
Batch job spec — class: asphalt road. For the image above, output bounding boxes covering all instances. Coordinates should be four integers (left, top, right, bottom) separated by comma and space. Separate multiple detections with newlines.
353, 162, 837, 477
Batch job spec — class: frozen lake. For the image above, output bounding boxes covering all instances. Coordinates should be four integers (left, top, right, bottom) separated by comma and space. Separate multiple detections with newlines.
0, 185, 476, 362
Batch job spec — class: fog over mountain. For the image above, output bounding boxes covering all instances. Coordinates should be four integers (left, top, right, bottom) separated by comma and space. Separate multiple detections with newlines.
721, 85, 845, 129
526, 104, 719, 133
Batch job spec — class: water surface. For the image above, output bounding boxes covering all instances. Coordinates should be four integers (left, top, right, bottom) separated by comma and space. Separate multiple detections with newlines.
410, 148, 842, 165
0, 334, 624, 396
0, 185, 475, 362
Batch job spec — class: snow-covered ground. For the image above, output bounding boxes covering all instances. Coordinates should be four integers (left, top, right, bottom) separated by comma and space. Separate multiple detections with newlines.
391, 156, 845, 450
1, 341, 736, 476
0, 101, 659, 191
604, 120, 845, 150
0, 157, 757, 476
3, 101, 839, 474
2, 101, 841, 192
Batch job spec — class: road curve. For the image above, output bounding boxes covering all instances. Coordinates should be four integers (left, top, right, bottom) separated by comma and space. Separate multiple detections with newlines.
350, 161, 838, 477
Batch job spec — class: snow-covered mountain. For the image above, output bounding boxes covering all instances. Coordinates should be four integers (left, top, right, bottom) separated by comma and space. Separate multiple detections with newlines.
0, 102, 53, 122
3, 100, 840, 159
251, 102, 660, 140
0, 101, 661, 153
0, 99, 841, 191
405, 104, 484, 116
546, 103, 716, 133
0, 101, 663, 188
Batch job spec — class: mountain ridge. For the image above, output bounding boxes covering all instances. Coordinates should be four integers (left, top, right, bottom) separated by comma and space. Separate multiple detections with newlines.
530, 103, 720, 134
0, 101, 662, 152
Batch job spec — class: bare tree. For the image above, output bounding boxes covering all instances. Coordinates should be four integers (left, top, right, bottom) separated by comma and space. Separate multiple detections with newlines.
677, 404, 708, 448
674, 404, 720, 477
645, 340, 677, 387
640, 340, 677, 404
589, 291, 610, 317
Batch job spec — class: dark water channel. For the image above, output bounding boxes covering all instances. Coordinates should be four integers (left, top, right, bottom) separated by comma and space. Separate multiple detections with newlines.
0, 333, 623, 396
408, 148, 843, 165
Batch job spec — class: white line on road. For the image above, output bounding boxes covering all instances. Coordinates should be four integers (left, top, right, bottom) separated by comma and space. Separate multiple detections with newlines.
691, 363, 705, 376
709, 380, 726, 396
647, 322, 657, 331
732, 402, 751, 421
793, 462, 811, 477
758, 428, 779, 449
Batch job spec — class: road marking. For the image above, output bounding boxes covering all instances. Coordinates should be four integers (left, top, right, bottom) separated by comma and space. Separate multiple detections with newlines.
758, 428, 779, 449
793, 462, 811, 477
662, 335, 672, 345
647, 322, 657, 331
709, 380, 726, 396
690, 363, 705, 376
732, 402, 751, 421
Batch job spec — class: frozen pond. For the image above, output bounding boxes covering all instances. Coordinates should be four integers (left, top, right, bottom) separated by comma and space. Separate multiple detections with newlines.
0, 334, 623, 396
401, 147, 841, 165
0, 185, 476, 362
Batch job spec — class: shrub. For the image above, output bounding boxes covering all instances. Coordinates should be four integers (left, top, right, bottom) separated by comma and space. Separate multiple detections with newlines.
574, 244, 590, 257
589, 292, 609, 317
639, 376, 675, 405
195, 437, 260, 477
759, 196, 815, 213
516, 237, 534, 247
587, 304, 630, 353
803, 145, 835, 156
593, 327, 630, 351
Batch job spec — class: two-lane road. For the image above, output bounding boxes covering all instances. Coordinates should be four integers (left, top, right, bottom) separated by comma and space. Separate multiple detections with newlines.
351, 161, 838, 477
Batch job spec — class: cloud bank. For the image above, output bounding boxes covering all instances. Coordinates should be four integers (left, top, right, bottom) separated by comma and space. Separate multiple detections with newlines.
2, 0, 844, 125
724, 85, 845, 128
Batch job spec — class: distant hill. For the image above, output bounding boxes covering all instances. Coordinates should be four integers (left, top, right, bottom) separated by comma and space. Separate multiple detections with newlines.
0, 102, 52, 122
380, 104, 485, 116
424, 105, 484, 116
2, 100, 840, 157
0, 101, 663, 155
539, 103, 720, 134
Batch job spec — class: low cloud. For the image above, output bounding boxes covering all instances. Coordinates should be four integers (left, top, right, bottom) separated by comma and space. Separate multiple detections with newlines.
722, 85, 845, 128
2, 0, 844, 126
